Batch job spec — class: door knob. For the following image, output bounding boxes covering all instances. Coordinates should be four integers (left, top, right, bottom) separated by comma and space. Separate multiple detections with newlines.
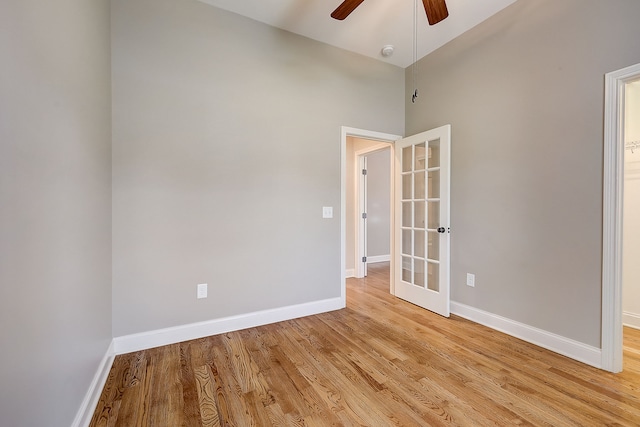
437, 227, 446, 233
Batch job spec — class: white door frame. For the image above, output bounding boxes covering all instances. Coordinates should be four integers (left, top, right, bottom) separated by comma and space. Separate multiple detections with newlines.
602, 62, 640, 373
357, 154, 368, 278
341, 127, 401, 302
354, 143, 392, 278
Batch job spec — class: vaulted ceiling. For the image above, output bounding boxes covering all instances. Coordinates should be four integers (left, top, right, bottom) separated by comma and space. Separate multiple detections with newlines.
197, 0, 518, 68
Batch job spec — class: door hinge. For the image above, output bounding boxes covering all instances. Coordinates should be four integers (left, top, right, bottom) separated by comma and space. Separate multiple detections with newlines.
362, 212, 367, 219
362, 256, 367, 262
362, 169, 367, 175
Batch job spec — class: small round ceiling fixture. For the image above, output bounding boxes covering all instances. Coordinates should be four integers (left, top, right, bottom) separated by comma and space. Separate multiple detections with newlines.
381, 45, 394, 57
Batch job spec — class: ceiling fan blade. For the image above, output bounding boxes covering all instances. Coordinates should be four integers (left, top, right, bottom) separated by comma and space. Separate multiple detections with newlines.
422, 0, 449, 25
331, 0, 366, 20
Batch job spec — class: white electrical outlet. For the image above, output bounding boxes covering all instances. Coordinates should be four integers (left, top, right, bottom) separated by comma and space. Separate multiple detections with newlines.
466, 273, 475, 287
197, 283, 208, 299
322, 206, 333, 218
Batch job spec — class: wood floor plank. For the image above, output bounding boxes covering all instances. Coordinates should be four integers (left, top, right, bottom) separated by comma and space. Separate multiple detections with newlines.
193, 365, 220, 427
90, 263, 640, 426
180, 343, 203, 426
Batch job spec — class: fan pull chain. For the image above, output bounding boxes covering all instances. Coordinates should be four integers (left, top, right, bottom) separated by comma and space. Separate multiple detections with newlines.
411, 0, 418, 103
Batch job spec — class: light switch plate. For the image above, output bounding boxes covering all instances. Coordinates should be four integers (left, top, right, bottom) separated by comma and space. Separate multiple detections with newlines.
197, 283, 208, 299
466, 273, 475, 287
322, 206, 333, 218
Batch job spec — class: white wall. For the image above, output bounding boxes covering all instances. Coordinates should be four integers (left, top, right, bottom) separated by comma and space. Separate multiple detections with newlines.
0, 0, 112, 425
623, 80, 640, 329
406, 0, 640, 347
111, 0, 405, 336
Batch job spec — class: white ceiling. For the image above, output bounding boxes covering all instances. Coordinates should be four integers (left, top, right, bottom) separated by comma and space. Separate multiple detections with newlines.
197, 0, 518, 68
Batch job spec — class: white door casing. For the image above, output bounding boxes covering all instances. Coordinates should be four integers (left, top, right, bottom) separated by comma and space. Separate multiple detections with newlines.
358, 155, 368, 278
394, 125, 451, 317
602, 62, 640, 373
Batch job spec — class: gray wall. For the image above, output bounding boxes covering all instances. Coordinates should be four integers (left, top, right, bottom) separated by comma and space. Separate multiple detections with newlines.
112, 0, 404, 336
406, 0, 640, 347
0, 0, 112, 426
366, 149, 391, 259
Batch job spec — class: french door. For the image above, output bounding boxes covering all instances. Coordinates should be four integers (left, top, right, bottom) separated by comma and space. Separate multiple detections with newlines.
393, 125, 451, 317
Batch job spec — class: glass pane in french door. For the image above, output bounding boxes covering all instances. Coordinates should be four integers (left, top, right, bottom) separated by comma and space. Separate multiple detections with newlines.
427, 231, 439, 260
402, 146, 412, 172
414, 260, 425, 287
427, 201, 439, 229
428, 170, 440, 198
402, 229, 412, 256
415, 171, 425, 199
428, 139, 440, 168
415, 143, 426, 170
414, 230, 425, 259
402, 202, 412, 228
402, 174, 412, 199
415, 201, 425, 229
402, 257, 412, 283
427, 262, 439, 291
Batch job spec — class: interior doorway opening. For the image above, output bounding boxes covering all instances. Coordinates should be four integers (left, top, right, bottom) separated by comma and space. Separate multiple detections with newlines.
340, 127, 400, 303
602, 63, 640, 373
347, 139, 393, 279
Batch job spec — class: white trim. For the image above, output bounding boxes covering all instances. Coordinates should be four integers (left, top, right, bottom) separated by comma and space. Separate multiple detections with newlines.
602, 62, 640, 373
71, 340, 115, 427
341, 128, 347, 305
113, 297, 343, 355
357, 155, 368, 278
452, 302, 602, 369
345, 268, 355, 278
341, 127, 401, 299
366, 254, 390, 263
623, 311, 640, 330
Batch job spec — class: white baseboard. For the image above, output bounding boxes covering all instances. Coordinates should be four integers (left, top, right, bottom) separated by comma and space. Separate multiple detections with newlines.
345, 268, 355, 278
623, 311, 640, 330
114, 297, 344, 355
451, 301, 602, 369
71, 340, 115, 427
367, 255, 390, 263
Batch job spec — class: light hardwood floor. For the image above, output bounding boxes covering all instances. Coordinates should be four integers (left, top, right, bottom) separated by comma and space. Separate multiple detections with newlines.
91, 263, 640, 426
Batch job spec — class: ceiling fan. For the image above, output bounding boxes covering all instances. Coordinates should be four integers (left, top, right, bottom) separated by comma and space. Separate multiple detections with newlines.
331, 0, 449, 25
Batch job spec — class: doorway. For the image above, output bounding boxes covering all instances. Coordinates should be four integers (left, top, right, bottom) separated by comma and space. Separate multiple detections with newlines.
602, 63, 640, 373
340, 125, 452, 319
340, 127, 401, 304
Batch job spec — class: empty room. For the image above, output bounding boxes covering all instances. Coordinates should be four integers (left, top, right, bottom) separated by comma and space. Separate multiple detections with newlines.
2, 0, 640, 426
